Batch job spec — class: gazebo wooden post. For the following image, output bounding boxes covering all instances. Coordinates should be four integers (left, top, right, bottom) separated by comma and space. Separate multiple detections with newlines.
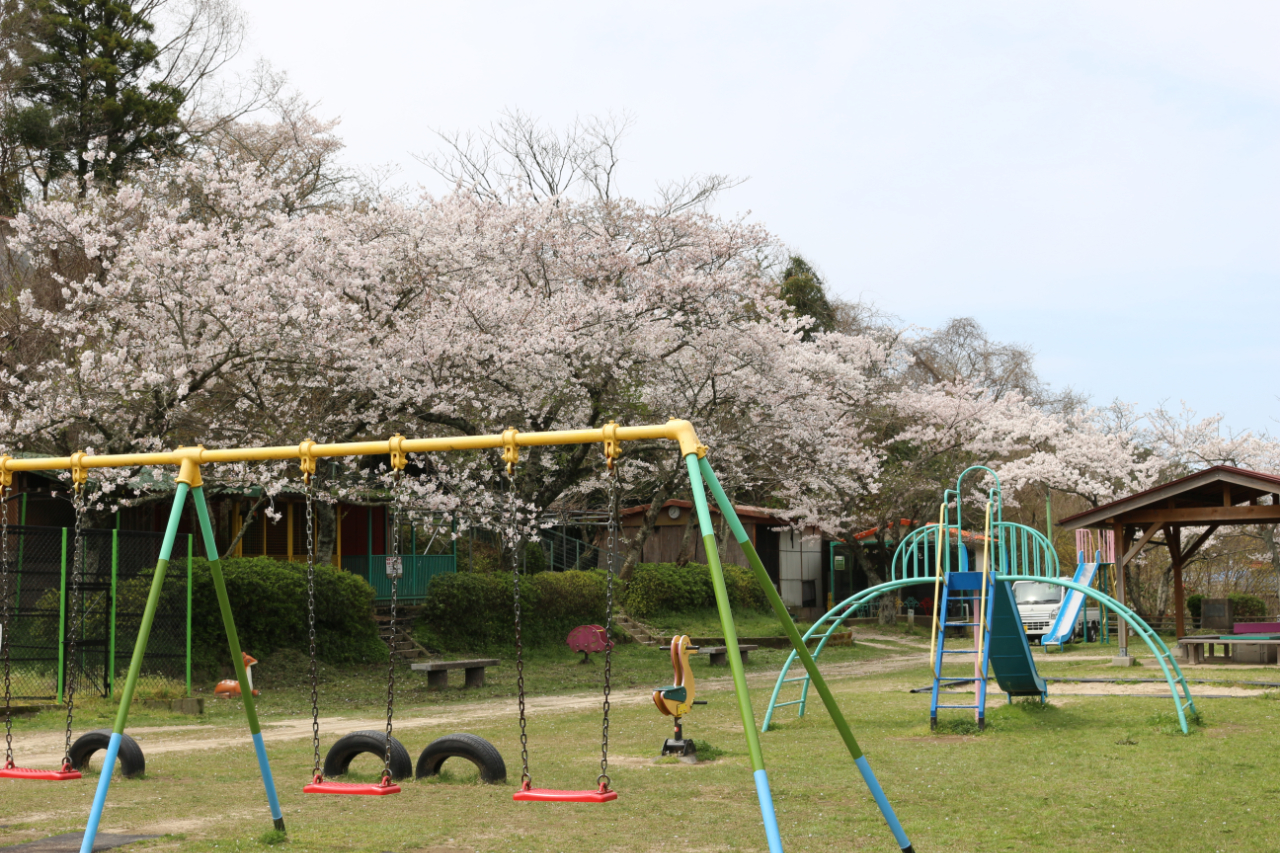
1114, 521, 1129, 657
1169, 525, 1185, 638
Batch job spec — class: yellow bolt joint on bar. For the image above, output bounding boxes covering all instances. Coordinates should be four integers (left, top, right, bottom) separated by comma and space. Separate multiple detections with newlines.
388, 434, 408, 471
69, 451, 90, 492
602, 421, 622, 468
0, 454, 13, 489
298, 440, 318, 479
500, 427, 520, 474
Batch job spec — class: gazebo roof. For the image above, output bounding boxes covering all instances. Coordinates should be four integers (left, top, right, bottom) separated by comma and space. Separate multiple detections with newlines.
1060, 465, 1280, 531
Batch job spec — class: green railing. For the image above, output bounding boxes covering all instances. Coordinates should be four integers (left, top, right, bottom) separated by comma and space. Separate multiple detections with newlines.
341, 554, 456, 602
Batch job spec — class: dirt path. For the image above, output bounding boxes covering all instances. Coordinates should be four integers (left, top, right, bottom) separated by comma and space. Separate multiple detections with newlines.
14, 653, 931, 767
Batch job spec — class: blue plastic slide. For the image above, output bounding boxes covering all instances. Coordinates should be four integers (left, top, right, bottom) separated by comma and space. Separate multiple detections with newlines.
1041, 556, 1098, 648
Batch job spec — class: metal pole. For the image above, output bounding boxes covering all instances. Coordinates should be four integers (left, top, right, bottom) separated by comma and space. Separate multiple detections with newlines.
1114, 521, 1129, 658
80, 485, 190, 853
108, 529, 118, 698
698, 457, 914, 853
1045, 491, 1053, 550
57, 527, 67, 704
828, 540, 834, 609
684, 455, 783, 853
186, 533, 193, 698
14, 493, 25, 615
190, 484, 284, 832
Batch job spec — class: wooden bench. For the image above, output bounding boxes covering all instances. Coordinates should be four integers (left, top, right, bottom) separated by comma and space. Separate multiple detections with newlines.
410, 658, 500, 688
697, 645, 760, 666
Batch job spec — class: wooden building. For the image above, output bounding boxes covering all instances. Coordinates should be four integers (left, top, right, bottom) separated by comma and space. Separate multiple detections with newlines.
620, 500, 831, 610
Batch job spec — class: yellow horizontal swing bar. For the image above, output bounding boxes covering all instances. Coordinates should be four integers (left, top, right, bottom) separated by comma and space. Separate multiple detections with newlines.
0, 419, 705, 481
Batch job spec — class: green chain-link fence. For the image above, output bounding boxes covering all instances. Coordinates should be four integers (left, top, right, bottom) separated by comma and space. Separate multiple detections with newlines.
3, 525, 190, 700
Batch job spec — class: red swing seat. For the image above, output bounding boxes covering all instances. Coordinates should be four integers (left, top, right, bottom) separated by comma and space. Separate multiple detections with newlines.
0, 761, 82, 781
304, 775, 400, 796
513, 782, 617, 803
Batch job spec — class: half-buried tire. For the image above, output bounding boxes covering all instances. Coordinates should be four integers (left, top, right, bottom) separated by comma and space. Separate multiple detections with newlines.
416, 733, 506, 783
323, 730, 413, 781
70, 729, 146, 778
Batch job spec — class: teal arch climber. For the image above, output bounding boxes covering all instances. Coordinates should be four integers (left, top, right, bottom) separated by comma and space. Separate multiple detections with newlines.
763, 466, 1198, 734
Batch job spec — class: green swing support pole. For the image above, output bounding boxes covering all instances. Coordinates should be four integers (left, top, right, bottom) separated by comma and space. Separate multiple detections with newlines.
697, 457, 915, 853
189, 483, 284, 831
683, 454, 783, 853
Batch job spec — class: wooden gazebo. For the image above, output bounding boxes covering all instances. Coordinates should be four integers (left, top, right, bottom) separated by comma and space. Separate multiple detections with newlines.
1060, 465, 1280, 656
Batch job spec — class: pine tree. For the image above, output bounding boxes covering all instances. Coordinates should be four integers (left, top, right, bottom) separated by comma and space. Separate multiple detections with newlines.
7, 0, 183, 198
779, 255, 836, 340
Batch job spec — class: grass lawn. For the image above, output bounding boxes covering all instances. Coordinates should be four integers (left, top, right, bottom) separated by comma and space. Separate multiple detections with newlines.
1, 639, 894, 736
2, 634, 1277, 852
642, 607, 814, 639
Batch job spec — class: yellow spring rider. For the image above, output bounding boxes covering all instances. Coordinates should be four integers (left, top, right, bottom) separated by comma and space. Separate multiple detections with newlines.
652, 635, 706, 757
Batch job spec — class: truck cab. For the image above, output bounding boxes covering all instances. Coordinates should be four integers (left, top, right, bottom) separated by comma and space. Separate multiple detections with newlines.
1012, 580, 1100, 644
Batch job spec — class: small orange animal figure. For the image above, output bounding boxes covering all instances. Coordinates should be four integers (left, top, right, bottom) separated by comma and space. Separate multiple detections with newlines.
213, 652, 260, 697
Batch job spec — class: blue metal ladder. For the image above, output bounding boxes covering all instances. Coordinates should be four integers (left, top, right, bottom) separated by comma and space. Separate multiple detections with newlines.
930, 567, 995, 730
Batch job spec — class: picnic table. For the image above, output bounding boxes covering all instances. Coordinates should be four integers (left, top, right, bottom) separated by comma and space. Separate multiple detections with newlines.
1177, 634, 1280, 665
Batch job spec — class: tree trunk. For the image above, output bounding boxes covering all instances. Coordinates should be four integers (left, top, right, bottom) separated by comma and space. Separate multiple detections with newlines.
316, 500, 336, 564
857, 535, 896, 625
1265, 525, 1280, 611
221, 496, 267, 560
675, 511, 699, 565
714, 511, 732, 565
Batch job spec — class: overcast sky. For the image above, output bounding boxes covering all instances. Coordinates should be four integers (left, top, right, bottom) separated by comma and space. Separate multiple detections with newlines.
230, 1, 1279, 433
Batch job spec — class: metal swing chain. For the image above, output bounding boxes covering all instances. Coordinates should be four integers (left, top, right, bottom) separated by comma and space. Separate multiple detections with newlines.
381, 470, 402, 785
62, 483, 86, 769
597, 462, 620, 792
2, 483, 13, 768
509, 467, 530, 789
305, 473, 321, 780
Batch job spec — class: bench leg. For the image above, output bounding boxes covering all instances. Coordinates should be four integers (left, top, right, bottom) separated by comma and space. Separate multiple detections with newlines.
464, 667, 485, 688
427, 670, 448, 689
740, 651, 749, 664
709, 652, 727, 666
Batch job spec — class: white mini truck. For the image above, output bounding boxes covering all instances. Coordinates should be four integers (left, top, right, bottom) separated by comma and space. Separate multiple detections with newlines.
1012, 575, 1102, 646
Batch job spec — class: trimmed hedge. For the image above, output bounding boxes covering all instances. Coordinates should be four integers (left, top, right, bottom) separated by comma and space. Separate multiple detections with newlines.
622, 562, 769, 620
114, 556, 385, 674
1186, 593, 1268, 623
1228, 593, 1268, 621
415, 569, 608, 652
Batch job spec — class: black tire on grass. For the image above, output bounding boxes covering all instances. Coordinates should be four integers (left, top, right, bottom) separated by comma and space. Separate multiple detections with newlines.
415, 733, 506, 783
323, 730, 413, 781
69, 729, 146, 778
